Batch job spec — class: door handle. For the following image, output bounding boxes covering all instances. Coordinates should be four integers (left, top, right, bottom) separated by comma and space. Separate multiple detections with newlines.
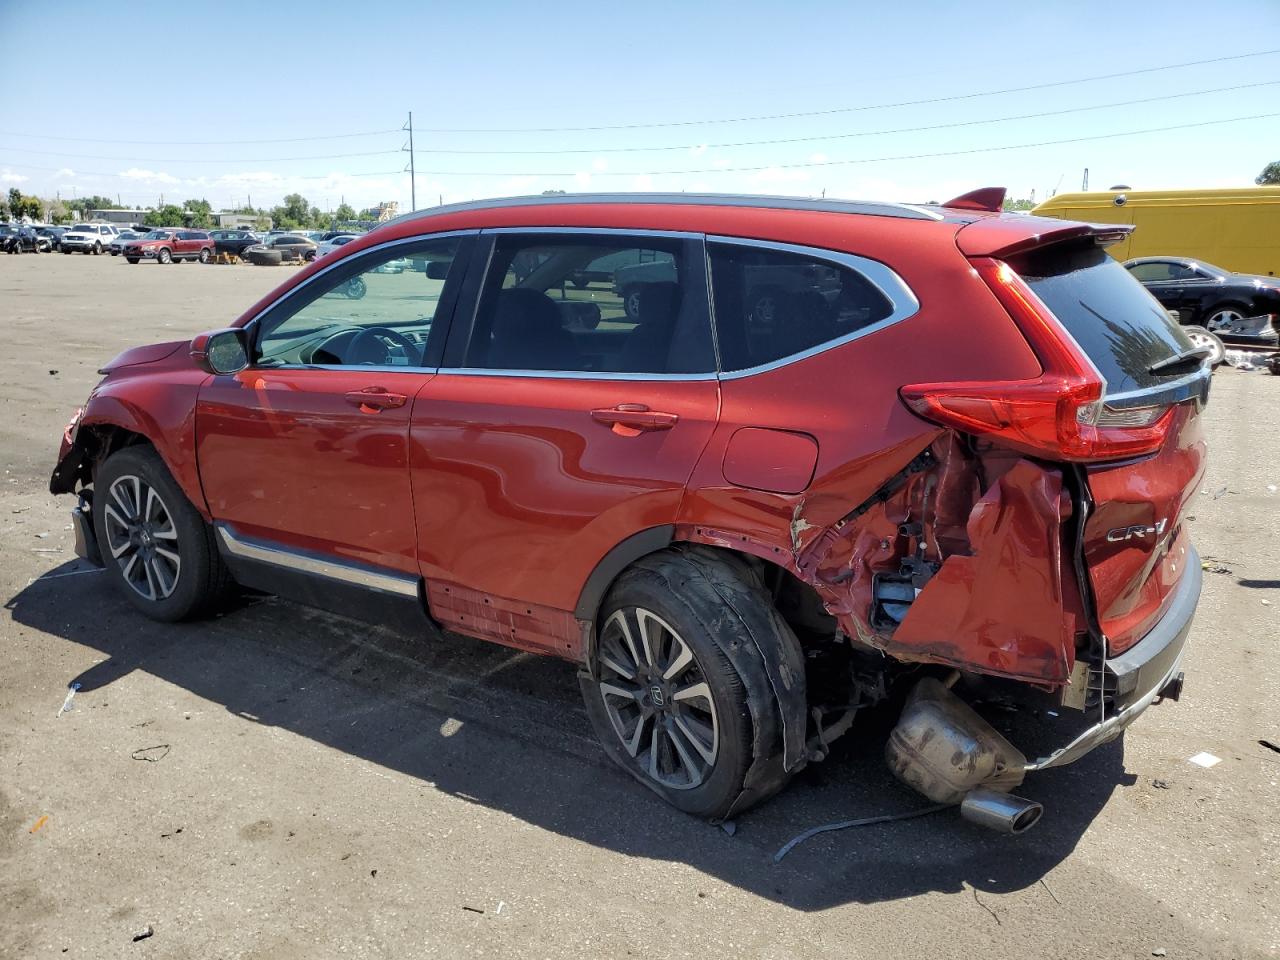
345, 387, 408, 412
590, 403, 679, 435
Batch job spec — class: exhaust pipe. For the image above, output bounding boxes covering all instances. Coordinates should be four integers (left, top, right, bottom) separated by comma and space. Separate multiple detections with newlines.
960, 788, 1043, 834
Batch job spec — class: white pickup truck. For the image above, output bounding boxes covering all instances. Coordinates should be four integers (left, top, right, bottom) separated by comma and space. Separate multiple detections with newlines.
61, 223, 121, 255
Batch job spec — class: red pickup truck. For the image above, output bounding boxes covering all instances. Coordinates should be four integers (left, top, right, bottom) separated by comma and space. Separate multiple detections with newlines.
122, 229, 214, 265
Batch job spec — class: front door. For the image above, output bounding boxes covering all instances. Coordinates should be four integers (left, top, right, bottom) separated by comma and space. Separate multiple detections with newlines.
196, 233, 471, 575
410, 230, 720, 653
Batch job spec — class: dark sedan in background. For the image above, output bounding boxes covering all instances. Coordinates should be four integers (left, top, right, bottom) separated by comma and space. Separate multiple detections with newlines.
209, 229, 260, 259
1125, 256, 1280, 347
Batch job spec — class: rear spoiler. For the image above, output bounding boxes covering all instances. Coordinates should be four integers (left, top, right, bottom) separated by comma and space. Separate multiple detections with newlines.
955, 216, 1134, 260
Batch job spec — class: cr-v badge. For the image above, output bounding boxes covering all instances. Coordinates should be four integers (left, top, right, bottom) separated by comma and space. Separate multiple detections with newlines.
1106, 518, 1169, 543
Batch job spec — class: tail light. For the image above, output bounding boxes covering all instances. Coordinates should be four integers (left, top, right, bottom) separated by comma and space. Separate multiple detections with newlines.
900, 258, 1173, 462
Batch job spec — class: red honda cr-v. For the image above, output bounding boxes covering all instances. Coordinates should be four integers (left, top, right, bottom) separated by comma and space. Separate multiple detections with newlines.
50, 191, 1207, 831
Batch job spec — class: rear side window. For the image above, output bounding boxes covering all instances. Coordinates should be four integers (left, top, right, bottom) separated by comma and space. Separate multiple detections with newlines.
1018, 247, 1192, 394
708, 242, 894, 372
461, 233, 714, 375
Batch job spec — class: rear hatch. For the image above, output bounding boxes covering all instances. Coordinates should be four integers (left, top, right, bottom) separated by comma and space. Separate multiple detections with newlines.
1013, 244, 1208, 652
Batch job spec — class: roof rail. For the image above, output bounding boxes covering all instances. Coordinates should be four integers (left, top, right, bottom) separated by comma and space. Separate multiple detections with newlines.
379, 192, 944, 230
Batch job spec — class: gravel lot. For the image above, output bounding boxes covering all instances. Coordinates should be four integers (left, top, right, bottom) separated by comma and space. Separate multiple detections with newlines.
1, 253, 1277, 960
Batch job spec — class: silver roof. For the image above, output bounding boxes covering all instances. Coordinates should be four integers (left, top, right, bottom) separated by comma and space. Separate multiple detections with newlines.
379, 192, 944, 230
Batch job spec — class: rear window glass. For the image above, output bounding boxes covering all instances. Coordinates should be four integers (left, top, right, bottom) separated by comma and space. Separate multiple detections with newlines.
1018, 247, 1192, 394
708, 242, 894, 372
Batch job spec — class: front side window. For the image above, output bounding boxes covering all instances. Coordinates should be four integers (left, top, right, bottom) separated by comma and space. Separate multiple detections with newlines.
708, 242, 894, 372
461, 233, 714, 375
256, 237, 461, 367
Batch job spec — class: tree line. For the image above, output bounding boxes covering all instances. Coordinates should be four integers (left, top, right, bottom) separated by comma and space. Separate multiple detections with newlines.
1, 189, 375, 230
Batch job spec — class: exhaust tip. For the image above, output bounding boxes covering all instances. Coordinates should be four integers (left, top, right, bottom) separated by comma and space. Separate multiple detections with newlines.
960, 788, 1043, 834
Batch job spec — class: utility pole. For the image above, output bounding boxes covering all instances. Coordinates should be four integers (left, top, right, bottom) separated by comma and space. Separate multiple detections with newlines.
1082, 168, 1089, 191
403, 111, 416, 212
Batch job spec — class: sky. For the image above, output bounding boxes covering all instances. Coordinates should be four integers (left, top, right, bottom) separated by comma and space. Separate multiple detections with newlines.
1, 0, 1278, 214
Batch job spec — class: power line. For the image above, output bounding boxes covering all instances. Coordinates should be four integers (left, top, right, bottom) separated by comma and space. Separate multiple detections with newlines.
0, 162, 405, 181
414, 49, 1280, 133
407, 81, 1279, 155
414, 112, 1280, 176
0, 146, 401, 163
0, 127, 401, 146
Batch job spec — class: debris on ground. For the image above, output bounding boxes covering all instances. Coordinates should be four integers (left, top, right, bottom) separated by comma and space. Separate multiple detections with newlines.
29, 815, 49, 833
1152, 949, 1167, 957
720, 820, 737, 836
496, 901, 506, 915
970, 885, 1001, 925
462, 905, 485, 914
56, 682, 80, 718
1200, 559, 1232, 575
1188, 752, 1222, 769
1152, 779, 1170, 789
131, 744, 170, 763
1259, 740, 1280, 755
1211, 486, 1229, 500
159, 827, 183, 839
1039, 877, 1062, 905
773, 804, 950, 862
131, 926, 154, 943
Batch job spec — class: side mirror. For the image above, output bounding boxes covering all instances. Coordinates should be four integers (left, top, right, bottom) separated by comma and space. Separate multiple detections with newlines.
190, 328, 250, 375
425, 260, 451, 280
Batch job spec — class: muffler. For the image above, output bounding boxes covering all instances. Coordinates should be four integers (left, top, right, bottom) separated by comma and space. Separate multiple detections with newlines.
960, 788, 1043, 834
886, 676, 1042, 834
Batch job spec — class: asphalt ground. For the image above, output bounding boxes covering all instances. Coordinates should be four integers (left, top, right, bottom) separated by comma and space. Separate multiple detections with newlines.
1, 252, 1277, 959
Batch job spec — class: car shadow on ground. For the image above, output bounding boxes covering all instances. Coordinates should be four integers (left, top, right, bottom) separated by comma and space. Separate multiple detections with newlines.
8, 563, 1137, 911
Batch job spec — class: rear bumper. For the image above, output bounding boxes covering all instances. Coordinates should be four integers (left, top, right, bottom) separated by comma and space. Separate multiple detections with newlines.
1026, 549, 1201, 771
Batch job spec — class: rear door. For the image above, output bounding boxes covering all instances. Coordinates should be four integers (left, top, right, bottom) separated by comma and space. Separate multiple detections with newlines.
1015, 245, 1209, 652
408, 229, 720, 654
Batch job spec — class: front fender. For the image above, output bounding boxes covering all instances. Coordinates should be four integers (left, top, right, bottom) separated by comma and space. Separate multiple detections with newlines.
51, 370, 211, 518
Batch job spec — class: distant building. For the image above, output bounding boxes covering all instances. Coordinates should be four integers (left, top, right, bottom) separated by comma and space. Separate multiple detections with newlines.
87, 208, 151, 226
214, 212, 271, 229
376, 201, 399, 222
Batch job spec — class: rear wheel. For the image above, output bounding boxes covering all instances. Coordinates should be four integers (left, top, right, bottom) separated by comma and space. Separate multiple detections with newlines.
581, 548, 796, 819
93, 446, 231, 622
1182, 325, 1226, 366
1204, 302, 1249, 331
198, 247, 211, 263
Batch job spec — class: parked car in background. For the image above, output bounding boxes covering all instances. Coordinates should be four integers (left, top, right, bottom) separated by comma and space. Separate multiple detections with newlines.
122, 229, 214, 264
257, 233, 318, 261
209, 229, 260, 259
108, 230, 144, 256
37, 226, 67, 251
1125, 256, 1280, 348
61, 223, 120, 255
50, 191, 1207, 831
316, 234, 359, 258
3, 224, 50, 253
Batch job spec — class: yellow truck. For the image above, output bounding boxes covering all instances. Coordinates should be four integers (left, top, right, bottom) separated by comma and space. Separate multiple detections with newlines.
1032, 186, 1280, 277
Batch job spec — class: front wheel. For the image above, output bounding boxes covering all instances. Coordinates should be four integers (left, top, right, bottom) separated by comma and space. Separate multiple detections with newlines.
581, 548, 798, 819
126, 257, 140, 264
157, 248, 172, 264
93, 446, 231, 621
93, 242, 102, 255
1182, 325, 1226, 367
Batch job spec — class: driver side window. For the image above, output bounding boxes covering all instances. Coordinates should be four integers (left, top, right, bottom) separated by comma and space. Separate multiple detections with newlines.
256, 236, 461, 367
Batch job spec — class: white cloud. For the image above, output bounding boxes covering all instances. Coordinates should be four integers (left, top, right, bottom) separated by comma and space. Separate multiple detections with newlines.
54, 168, 75, 179
1, 171, 29, 183
631, 173, 654, 190
591, 157, 609, 172
215, 170, 284, 185
809, 152, 828, 164
574, 171, 592, 187
119, 168, 180, 184
691, 144, 708, 157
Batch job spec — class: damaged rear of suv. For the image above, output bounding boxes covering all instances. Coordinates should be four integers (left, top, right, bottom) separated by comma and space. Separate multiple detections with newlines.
50, 190, 1206, 831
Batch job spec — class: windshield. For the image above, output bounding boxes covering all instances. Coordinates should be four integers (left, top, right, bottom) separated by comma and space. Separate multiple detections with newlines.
70, 224, 93, 232
142, 231, 171, 240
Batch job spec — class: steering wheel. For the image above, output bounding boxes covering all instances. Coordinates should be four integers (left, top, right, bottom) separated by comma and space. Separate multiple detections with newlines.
346, 326, 420, 365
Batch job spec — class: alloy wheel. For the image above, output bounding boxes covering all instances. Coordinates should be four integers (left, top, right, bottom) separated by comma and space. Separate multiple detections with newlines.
101, 474, 181, 602
1183, 327, 1225, 365
596, 607, 719, 790
1206, 307, 1244, 330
